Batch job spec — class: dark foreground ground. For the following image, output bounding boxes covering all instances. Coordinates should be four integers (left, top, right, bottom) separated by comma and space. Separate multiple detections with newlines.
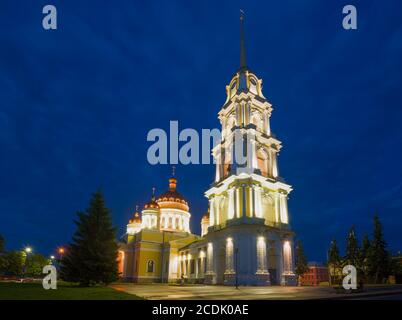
0, 282, 142, 300
2, 281, 401, 300
111, 283, 402, 300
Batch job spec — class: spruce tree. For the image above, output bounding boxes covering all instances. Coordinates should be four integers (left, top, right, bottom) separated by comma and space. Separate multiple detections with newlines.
359, 234, 370, 280
367, 214, 389, 283
328, 239, 341, 284
295, 240, 308, 285
60, 191, 118, 286
345, 225, 360, 268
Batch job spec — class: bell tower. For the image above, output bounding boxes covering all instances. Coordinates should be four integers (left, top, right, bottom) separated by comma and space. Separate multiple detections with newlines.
204, 12, 296, 286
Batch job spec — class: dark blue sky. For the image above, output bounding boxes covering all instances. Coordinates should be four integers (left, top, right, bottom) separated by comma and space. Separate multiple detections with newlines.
1, 0, 401, 261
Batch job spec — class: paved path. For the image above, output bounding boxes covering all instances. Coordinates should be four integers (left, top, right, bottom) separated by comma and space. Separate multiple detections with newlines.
111, 283, 402, 300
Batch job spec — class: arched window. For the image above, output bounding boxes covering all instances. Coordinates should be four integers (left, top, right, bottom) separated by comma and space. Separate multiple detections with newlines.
168, 217, 173, 228
251, 112, 263, 130
257, 148, 268, 177
147, 260, 155, 273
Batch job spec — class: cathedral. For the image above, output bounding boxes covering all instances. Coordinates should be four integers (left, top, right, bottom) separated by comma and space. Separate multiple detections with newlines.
118, 14, 297, 286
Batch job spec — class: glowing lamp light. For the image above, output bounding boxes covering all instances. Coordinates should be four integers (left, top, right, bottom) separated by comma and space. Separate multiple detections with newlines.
25, 247, 32, 254
50, 255, 55, 260
58, 247, 65, 254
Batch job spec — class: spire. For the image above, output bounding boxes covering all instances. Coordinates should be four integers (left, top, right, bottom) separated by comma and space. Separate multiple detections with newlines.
169, 166, 177, 191
135, 205, 139, 217
239, 9, 247, 71
129, 205, 141, 223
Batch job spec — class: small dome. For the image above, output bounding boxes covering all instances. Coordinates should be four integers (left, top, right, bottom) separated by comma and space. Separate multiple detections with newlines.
143, 187, 160, 210
144, 199, 159, 209
201, 209, 210, 222
129, 208, 141, 224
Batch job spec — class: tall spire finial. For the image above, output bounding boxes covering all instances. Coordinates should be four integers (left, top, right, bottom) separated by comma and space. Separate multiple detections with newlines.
239, 9, 247, 70
169, 166, 177, 191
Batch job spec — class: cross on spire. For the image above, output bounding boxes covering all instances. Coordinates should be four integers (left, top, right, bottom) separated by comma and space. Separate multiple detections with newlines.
172, 165, 176, 177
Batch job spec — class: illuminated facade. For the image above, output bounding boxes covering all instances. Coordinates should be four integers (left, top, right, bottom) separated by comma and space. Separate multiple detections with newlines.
119, 14, 296, 285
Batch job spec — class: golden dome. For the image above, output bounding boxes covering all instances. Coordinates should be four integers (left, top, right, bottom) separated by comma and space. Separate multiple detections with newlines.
201, 209, 210, 222
129, 207, 141, 224
156, 176, 189, 211
144, 188, 160, 210
144, 200, 159, 209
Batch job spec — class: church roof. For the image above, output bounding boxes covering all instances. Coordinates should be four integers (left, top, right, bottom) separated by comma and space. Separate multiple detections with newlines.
156, 175, 189, 211
144, 188, 160, 209
129, 207, 141, 224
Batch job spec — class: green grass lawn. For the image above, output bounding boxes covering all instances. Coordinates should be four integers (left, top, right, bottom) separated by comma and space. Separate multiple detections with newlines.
0, 282, 142, 300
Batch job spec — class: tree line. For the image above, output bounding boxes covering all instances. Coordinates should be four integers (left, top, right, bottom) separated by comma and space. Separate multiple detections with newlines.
0, 237, 50, 278
0, 191, 119, 286
328, 215, 402, 284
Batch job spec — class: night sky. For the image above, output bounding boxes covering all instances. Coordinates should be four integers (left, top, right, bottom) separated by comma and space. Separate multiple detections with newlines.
1, 0, 402, 262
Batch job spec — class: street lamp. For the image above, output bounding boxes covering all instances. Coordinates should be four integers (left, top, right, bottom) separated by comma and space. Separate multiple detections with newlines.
58, 247, 65, 260
22, 246, 33, 279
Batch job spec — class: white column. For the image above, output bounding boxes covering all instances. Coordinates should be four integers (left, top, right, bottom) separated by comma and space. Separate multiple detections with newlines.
272, 151, 279, 178
164, 214, 168, 228
235, 187, 240, 218
256, 236, 268, 273
274, 194, 280, 223
228, 188, 235, 220
215, 196, 220, 225
225, 238, 234, 273
280, 193, 289, 224
283, 240, 293, 274
255, 186, 262, 218
264, 110, 271, 136
242, 185, 247, 218
209, 198, 215, 226
249, 186, 254, 217
206, 243, 214, 274
215, 152, 221, 182
172, 215, 176, 229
